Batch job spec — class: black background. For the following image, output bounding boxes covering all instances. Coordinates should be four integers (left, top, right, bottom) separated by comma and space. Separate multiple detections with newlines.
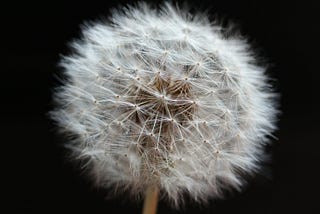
3, 0, 318, 213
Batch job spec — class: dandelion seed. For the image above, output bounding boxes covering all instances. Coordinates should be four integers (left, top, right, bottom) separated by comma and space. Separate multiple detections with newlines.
51, 2, 278, 212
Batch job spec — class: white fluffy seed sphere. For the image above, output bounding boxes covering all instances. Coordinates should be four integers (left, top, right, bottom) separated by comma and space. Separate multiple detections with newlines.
51, 2, 278, 207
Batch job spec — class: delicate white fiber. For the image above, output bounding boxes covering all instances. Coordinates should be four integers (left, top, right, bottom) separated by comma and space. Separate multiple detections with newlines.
51, 2, 278, 207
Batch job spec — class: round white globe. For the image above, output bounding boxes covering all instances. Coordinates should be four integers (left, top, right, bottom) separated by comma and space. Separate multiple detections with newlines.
51, 2, 278, 207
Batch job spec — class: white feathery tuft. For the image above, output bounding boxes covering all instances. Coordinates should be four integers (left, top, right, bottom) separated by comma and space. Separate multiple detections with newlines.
51, 2, 278, 207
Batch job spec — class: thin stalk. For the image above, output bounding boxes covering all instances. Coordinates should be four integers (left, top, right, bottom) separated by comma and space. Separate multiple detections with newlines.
142, 186, 159, 214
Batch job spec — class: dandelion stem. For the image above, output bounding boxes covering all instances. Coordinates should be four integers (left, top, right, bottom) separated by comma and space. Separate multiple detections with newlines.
142, 186, 159, 214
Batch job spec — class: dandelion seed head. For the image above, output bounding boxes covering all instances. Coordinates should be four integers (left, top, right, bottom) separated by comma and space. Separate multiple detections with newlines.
51, 2, 278, 207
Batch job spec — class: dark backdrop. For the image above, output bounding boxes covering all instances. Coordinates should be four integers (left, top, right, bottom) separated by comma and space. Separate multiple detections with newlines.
3, 0, 317, 213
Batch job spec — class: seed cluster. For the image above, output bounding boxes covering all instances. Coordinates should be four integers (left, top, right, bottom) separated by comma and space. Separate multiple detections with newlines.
51, 2, 278, 206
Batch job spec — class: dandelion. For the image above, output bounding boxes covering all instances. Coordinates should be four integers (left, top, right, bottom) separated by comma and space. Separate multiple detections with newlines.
51, 2, 278, 213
